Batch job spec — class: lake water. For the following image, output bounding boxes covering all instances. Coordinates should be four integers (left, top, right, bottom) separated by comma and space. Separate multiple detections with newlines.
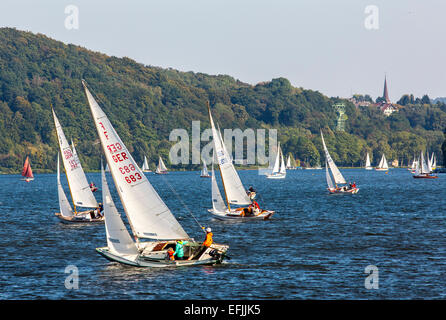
1, 168, 446, 299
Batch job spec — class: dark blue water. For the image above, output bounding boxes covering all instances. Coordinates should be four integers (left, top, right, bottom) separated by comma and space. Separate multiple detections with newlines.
1, 168, 446, 299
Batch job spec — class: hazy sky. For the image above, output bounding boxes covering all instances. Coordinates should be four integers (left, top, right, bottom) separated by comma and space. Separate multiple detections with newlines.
1, 0, 445, 101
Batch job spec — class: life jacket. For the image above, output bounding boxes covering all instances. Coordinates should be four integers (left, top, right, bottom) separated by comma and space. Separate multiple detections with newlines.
249, 201, 260, 210
167, 250, 175, 260
203, 232, 213, 247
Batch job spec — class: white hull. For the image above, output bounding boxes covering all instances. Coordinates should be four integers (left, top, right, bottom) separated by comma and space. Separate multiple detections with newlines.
208, 208, 274, 220
55, 211, 104, 223
375, 168, 388, 171
96, 241, 229, 268
365, 167, 373, 170
328, 187, 359, 194
266, 172, 286, 179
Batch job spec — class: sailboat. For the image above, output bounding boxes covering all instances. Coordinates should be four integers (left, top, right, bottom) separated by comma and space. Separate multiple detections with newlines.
52, 109, 102, 223
365, 153, 372, 170
105, 163, 110, 172
409, 155, 417, 172
141, 155, 152, 172
321, 131, 359, 194
82, 81, 228, 267
200, 159, 211, 178
21, 156, 34, 182
155, 156, 168, 174
266, 141, 286, 179
286, 154, 296, 170
413, 152, 438, 179
207, 103, 274, 220
375, 154, 389, 171
430, 153, 437, 171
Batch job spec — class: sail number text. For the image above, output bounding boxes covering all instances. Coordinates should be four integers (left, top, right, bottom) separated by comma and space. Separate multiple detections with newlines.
118, 164, 142, 184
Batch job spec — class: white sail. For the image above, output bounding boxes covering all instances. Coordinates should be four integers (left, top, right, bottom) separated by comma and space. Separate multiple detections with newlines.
142, 156, 150, 171
57, 153, 74, 218
414, 160, 420, 174
381, 154, 389, 169
420, 152, 428, 174
101, 163, 139, 256
156, 156, 168, 173
433, 154, 437, 169
271, 142, 281, 174
52, 109, 98, 209
83, 81, 189, 240
201, 159, 209, 176
411, 157, 417, 170
325, 160, 334, 190
208, 106, 251, 206
279, 147, 286, 174
377, 154, 388, 169
427, 153, 433, 173
286, 155, 291, 168
320, 131, 346, 184
378, 155, 384, 168
211, 163, 227, 213
105, 163, 110, 172
365, 153, 371, 168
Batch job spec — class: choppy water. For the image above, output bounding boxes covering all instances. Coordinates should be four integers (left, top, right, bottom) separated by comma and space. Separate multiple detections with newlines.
1, 168, 446, 299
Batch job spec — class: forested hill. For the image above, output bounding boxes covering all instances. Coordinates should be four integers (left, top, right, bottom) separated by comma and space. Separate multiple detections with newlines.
0, 27, 445, 173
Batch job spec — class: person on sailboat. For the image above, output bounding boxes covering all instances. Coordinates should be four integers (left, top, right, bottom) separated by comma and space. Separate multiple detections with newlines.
247, 186, 256, 200
192, 227, 214, 259
166, 247, 175, 261
203, 227, 213, 247
89, 182, 98, 192
173, 240, 188, 260
245, 199, 261, 216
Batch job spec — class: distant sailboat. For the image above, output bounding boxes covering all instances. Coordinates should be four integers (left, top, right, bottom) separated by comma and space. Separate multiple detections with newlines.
82, 80, 229, 267
105, 163, 110, 172
21, 156, 34, 182
413, 152, 438, 179
375, 154, 389, 171
200, 159, 211, 178
365, 153, 372, 170
141, 155, 152, 172
409, 155, 417, 172
286, 154, 296, 170
52, 109, 102, 223
155, 156, 168, 174
321, 131, 358, 194
207, 103, 274, 220
266, 141, 286, 179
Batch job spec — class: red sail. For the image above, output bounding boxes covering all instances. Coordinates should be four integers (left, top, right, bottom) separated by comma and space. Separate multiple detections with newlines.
21, 156, 34, 178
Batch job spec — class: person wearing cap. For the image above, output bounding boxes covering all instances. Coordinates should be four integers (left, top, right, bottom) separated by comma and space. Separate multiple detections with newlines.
173, 240, 188, 260
247, 186, 256, 200
203, 227, 213, 247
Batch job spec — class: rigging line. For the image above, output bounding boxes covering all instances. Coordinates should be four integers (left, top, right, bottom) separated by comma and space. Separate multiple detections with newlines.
158, 173, 206, 234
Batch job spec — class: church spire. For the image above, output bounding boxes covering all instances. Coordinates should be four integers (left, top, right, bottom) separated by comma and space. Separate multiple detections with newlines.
383, 75, 390, 103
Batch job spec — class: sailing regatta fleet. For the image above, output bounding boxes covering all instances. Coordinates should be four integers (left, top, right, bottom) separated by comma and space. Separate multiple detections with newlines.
19, 80, 442, 268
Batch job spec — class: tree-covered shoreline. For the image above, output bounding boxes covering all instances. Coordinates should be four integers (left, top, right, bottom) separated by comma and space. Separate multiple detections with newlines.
0, 27, 445, 174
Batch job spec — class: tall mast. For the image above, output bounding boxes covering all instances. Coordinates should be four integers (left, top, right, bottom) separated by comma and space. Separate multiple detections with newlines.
207, 101, 231, 211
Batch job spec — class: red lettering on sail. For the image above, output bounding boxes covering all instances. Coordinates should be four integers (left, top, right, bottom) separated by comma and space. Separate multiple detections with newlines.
99, 122, 109, 140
